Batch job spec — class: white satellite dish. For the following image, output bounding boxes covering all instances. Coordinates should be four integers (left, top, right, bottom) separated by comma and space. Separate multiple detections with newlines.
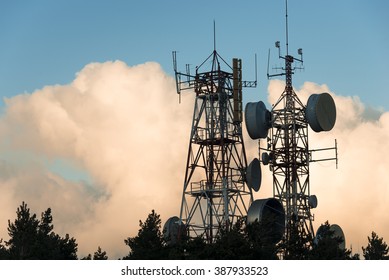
246, 158, 261, 192
306, 93, 336, 132
245, 101, 271, 139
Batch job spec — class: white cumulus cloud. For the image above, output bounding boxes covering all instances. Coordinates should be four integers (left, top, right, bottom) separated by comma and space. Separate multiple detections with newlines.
0, 61, 387, 259
0, 60, 193, 259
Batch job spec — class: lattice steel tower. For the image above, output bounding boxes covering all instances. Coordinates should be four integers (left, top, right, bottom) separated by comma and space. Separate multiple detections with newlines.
169, 47, 257, 242
245, 0, 338, 257
265, 46, 337, 257
267, 48, 316, 251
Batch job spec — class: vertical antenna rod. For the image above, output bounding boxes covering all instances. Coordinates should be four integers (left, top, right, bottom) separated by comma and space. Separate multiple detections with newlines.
285, 0, 289, 55
213, 20, 216, 51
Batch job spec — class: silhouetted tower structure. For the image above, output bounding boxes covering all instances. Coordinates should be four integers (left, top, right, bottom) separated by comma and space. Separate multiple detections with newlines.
265, 46, 337, 256
245, 0, 338, 257
267, 45, 316, 251
171, 47, 257, 242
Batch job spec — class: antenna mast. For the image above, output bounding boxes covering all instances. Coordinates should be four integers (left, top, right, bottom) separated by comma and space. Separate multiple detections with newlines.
213, 20, 216, 51
246, 0, 339, 258
168, 26, 258, 243
285, 0, 289, 55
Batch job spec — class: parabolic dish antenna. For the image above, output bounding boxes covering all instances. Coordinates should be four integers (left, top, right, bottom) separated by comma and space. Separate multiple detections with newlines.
262, 152, 270, 165
245, 101, 271, 139
308, 195, 318, 208
246, 158, 261, 192
247, 198, 285, 243
306, 92, 336, 132
315, 223, 345, 250
330, 224, 346, 250
163, 216, 181, 245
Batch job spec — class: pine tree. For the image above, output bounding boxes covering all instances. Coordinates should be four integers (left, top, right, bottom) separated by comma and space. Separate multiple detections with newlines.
93, 246, 108, 260
123, 210, 165, 259
0, 239, 8, 259
6, 202, 39, 259
81, 246, 108, 260
211, 218, 251, 259
281, 222, 311, 260
246, 219, 279, 260
309, 221, 350, 260
81, 254, 92, 260
5, 202, 78, 259
362, 231, 389, 260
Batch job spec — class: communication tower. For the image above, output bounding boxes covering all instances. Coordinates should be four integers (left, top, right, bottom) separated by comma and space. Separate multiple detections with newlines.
245, 0, 339, 256
166, 41, 258, 242
166, 3, 342, 256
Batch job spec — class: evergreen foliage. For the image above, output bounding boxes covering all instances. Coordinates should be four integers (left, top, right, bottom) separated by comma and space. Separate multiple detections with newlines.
4, 202, 78, 260
214, 219, 251, 259
93, 246, 109, 260
81, 254, 92, 260
0, 204, 387, 260
0, 239, 8, 260
281, 222, 311, 260
309, 221, 350, 260
123, 210, 165, 259
246, 220, 279, 259
362, 231, 389, 260
122, 211, 281, 260
81, 246, 108, 260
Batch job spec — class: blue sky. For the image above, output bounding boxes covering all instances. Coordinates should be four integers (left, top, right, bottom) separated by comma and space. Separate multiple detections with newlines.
0, 0, 388, 257
0, 0, 388, 110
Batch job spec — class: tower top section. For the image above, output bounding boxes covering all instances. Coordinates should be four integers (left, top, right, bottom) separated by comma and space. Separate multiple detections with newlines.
173, 49, 257, 98
267, 0, 304, 92
172, 23, 257, 102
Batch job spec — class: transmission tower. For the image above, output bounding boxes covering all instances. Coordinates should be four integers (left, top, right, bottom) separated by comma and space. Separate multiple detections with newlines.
245, 0, 338, 257
267, 46, 316, 251
166, 46, 258, 243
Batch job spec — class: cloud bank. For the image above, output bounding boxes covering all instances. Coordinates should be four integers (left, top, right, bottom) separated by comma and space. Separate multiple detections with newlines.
0, 61, 193, 258
0, 61, 387, 258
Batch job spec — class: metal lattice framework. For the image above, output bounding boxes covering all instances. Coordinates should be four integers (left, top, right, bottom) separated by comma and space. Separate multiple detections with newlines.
264, 47, 337, 256
173, 50, 256, 242
265, 55, 315, 250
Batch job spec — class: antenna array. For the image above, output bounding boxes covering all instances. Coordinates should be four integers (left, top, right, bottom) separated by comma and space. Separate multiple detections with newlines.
167, 2, 342, 257
168, 32, 258, 242
246, 0, 340, 257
